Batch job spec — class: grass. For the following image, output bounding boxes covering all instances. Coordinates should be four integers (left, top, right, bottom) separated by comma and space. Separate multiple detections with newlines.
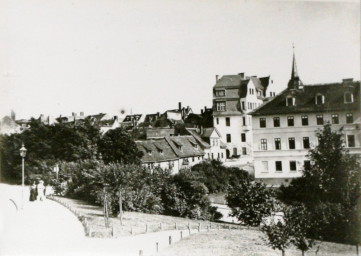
51, 196, 240, 238
157, 229, 358, 256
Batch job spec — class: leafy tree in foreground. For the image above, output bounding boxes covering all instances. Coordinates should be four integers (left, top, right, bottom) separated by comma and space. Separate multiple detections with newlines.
262, 221, 290, 256
226, 178, 274, 226
278, 124, 361, 244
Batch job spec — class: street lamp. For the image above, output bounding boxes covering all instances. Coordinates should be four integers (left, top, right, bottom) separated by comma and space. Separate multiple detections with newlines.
19, 144, 27, 210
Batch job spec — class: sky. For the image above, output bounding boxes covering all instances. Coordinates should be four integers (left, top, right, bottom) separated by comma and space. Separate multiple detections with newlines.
0, 0, 360, 119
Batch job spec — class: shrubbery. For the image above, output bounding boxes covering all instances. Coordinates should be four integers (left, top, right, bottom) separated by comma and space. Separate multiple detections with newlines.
58, 160, 220, 221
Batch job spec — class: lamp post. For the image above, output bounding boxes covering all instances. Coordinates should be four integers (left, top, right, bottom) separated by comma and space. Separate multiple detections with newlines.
19, 144, 27, 210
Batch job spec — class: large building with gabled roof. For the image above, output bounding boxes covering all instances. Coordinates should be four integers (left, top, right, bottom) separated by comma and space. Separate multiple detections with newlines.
250, 51, 361, 186
212, 72, 275, 166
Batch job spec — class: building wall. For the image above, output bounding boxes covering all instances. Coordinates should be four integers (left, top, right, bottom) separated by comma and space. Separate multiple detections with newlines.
253, 110, 361, 179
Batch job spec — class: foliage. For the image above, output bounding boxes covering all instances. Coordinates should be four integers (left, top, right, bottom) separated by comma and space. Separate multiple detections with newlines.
0, 118, 100, 183
97, 127, 143, 164
278, 124, 361, 244
189, 160, 251, 193
226, 178, 274, 226
262, 221, 290, 256
161, 169, 218, 220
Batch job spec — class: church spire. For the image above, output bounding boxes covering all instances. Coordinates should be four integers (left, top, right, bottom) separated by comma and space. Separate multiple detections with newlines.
288, 44, 303, 90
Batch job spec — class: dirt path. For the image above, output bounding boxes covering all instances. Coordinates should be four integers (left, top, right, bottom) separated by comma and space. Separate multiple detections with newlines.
0, 184, 202, 256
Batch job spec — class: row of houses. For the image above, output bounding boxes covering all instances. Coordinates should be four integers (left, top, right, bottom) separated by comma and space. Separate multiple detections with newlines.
1, 51, 359, 186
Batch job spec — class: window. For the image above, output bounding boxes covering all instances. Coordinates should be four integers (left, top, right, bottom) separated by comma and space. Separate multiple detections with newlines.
221, 153, 224, 158
332, 114, 339, 124
316, 114, 323, 125
315, 94, 324, 105
215, 90, 225, 97
192, 157, 195, 162
303, 137, 310, 149
262, 161, 269, 172
286, 96, 295, 106
242, 147, 247, 155
216, 118, 219, 125
346, 113, 353, 124
273, 117, 280, 127
217, 153, 220, 159
287, 116, 294, 127
211, 153, 214, 159
226, 134, 231, 143
260, 118, 266, 128
344, 92, 354, 103
261, 139, 267, 150
275, 138, 281, 150
288, 137, 295, 149
304, 161, 311, 170
243, 117, 246, 126
275, 161, 282, 172
241, 133, 246, 142
226, 117, 230, 126
216, 102, 226, 111
233, 148, 237, 156
290, 161, 297, 171
347, 135, 355, 147
242, 102, 245, 110
302, 115, 308, 126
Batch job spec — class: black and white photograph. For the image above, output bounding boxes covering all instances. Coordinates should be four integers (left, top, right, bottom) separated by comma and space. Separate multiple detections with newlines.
0, 0, 360, 255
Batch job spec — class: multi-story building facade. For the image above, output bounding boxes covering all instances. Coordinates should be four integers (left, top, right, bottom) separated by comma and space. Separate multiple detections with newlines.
251, 54, 361, 186
212, 73, 275, 166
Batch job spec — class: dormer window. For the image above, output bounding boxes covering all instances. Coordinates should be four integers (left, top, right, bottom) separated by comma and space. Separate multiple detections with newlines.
344, 92, 354, 103
315, 94, 325, 105
215, 90, 225, 97
286, 96, 295, 106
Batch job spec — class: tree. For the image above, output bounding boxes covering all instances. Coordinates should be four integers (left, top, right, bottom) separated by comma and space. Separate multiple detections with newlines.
97, 127, 143, 164
278, 124, 361, 244
161, 169, 218, 220
226, 178, 274, 226
285, 205, 314, 256
189, 160, 250, 193
262, 221, 290, 256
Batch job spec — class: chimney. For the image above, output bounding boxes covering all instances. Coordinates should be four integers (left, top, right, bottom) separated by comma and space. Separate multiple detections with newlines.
72, 112, 77, 117
10, 110, 16, 120
113, 116, 118, 121
238, 73, 245, 79
216, 75, 219, 82
201, 109, 204, 114
80, 112, 84, 117
178, 102, 182, 111
157, 112, 160, 117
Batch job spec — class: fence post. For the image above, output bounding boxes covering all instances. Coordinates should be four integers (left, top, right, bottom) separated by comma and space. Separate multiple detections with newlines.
146, 223, 148, 233
175, 222, 177, 230
210, 222, 212, 229
187, 222, 190, 229
112, 226, 114, 237
228, 225, 230, 230
156, 242, 159, 253
207, 225, 209, 232
218, 225, 220, 231
131, 227, 133, 235
198, 223, 200, 232
139, 250, 143, 256
169, 235, 172, 245
180, 231, 183, 240
160, 223, 162, 230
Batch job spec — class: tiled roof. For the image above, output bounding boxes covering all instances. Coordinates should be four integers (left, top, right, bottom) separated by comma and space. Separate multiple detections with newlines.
214, 75, 243, 88
165, 136, 205, 158
185, 128, 211, 149
147, 128, 175, 138
136, 139, 178, 163
251, 81, 360, 116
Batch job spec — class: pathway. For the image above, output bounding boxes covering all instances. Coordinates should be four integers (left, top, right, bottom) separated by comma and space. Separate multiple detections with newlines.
0, 184, 200, 256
